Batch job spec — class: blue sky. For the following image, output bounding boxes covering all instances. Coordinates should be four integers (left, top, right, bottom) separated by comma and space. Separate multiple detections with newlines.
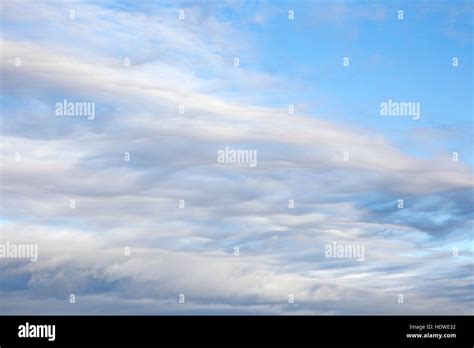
0, 0, 473, 314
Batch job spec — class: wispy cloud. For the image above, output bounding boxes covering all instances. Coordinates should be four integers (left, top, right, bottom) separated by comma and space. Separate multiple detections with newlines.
0, 0, 472, 314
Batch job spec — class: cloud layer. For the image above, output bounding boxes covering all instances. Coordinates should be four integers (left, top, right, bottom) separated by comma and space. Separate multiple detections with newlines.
0, 0, 472, 314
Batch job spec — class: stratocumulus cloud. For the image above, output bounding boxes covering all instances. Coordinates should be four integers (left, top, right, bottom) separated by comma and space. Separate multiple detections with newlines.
0, 0, 472, 314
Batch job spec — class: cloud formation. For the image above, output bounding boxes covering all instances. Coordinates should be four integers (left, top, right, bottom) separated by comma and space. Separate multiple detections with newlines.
0, 0, 472, 314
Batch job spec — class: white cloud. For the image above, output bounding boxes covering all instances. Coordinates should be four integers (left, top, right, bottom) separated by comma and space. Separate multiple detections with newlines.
0, 0, 472, 315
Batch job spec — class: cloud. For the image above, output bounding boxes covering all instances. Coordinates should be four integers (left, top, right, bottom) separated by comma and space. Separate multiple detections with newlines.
0, 0, 472, 314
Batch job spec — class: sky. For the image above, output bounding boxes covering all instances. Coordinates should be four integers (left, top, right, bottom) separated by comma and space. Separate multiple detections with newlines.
0, 0, 473, 314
